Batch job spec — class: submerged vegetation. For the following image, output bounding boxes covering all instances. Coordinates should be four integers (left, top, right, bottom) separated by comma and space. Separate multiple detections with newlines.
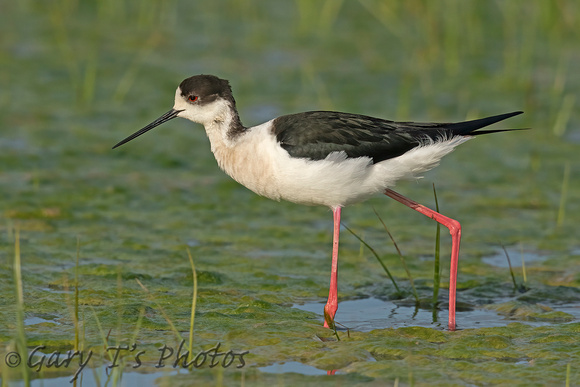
1, 1, 579, 385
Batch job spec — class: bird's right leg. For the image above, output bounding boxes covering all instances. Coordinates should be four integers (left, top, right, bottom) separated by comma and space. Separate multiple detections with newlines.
383, 188, 460, 331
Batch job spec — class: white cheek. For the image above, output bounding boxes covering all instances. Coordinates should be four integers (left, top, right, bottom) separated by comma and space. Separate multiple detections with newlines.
171, 86, 232, 128
173, 95, 204, 123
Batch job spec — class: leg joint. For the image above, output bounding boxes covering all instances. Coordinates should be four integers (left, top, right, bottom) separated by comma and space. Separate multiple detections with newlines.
447, 218, 461, 237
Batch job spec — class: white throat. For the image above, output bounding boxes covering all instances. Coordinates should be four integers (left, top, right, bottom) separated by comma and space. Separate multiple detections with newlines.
172, 88, 241, 149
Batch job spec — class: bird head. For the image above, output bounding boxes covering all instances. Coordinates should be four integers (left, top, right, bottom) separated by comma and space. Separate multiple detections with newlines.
113, 74, 236, 149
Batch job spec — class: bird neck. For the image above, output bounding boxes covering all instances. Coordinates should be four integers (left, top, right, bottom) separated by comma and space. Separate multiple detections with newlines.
224, 103, 245, 138
204, 100, 246, 149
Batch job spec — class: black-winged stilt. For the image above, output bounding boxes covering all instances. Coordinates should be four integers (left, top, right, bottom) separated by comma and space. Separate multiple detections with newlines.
113, 74, 523, 331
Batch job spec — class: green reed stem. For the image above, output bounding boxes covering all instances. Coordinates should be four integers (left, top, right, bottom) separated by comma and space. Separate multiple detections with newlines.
343, 224, 400, 293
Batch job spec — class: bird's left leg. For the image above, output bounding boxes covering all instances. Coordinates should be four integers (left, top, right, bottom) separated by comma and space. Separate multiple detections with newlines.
323, 206, 341, 328
384, 188, 460, 331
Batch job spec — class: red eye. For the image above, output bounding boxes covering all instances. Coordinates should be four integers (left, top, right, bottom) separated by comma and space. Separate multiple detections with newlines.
188, 95, 198, 102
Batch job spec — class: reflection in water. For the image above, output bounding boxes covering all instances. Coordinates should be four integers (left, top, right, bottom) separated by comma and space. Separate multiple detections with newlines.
293, 297, 571, 332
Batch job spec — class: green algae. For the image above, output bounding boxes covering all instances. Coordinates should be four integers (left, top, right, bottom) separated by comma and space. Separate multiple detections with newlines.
1, 1, 580, 385
488, 301, 575, 322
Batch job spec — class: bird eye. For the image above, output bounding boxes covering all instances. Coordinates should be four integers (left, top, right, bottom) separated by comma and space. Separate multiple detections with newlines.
188, 95, 198, 102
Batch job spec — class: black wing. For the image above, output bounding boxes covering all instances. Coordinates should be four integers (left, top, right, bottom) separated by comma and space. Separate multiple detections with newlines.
272, 111, 523, 163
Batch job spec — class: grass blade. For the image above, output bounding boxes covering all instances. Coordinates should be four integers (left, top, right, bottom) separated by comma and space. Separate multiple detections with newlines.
372, 208, 418, 303
74, 237, 80, 352
135, 278, 184, 343
433, 184, 441, 309
343, 223, 400, 294
557, 161, 570, 228
501, 244, 518, 291
186, 248, 198, 366
14, 226, 30, 386
520, 242, 527, 284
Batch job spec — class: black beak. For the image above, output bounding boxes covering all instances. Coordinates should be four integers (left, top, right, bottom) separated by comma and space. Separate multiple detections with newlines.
112, 109, 183, 149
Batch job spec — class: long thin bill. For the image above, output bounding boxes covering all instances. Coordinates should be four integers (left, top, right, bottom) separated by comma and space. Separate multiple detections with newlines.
112, 109, 183, 149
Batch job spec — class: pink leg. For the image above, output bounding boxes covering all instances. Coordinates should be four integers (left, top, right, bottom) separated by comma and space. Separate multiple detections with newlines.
324, 207, 341, 328
384, 188, 460, 331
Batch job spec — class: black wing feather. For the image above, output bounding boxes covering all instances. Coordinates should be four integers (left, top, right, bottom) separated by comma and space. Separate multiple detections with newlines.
273, 111, 523, 163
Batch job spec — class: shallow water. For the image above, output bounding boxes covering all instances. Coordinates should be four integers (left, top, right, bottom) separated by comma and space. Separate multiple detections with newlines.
481, 246, 549, 268
295, 297, 580, 331
295, 297, 496, 331
24, 368, 180, 387
259, 361, 329, 376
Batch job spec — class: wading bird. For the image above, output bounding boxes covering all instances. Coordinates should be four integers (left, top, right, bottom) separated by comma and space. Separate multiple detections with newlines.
113, 74, 523, 331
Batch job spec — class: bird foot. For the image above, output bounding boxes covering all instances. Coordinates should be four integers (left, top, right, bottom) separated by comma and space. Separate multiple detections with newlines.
323, 303, 337, 328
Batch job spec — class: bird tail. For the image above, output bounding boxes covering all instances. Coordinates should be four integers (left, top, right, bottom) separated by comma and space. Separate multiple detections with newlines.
447, 111, 525, 136
469, 127, 529, 136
